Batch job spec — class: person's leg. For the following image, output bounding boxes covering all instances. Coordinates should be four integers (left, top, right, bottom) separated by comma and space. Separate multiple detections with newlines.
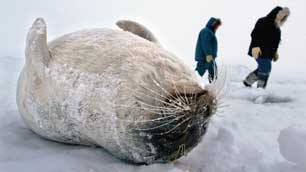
256, 58, 272, 89
208, 61, 217, 83
195, 62, 207, 77
243, 69, 259, 87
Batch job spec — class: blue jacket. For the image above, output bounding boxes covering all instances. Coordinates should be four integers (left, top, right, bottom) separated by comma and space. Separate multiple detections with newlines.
195, 18, 218, 63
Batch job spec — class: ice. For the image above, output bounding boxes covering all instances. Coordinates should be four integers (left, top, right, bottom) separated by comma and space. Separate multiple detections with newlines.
278, 126, 306, 167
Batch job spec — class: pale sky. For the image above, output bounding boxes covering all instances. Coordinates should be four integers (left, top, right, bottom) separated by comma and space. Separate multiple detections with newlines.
1, 0, 305, 75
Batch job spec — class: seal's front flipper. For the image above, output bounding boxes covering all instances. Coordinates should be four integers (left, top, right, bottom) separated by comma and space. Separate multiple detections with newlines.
25, 18, 50, 76
116, 20, 161, 45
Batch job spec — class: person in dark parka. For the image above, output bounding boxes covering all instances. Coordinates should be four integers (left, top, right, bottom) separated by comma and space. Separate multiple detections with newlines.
195, 17, 222, 83
244, 6, 290, 88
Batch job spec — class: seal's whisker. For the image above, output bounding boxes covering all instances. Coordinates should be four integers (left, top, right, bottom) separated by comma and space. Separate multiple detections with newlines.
172, 90, 186, 107
191, 86, 198, 103
216, 110, 225, 114
106, 99, 181, 115
131, 89, 184, 110
142, 105, 183, 114
215, 112, 225, 118
176, 85, 189, 106
217, 99, 226, 105
215, 105, 225, 112
138, 83, 184, 108
148, 75, 184, 105
99, 110, 180, 124
187, 86, 197, 105
217, 104, 230, 109
217, 99, 228, 106
183, 85, 190, 105
135, 98, 183, 112
125, 114, 182, 123
166, 80, 187, 105
150, 77, 179, 101
217, 100, 227, 113
171, 82, 188, 106
196, 115, 211, 127
134, 114, 186, 131
217, 94, 225, 101
217, 96, 226, 106
153, 54, 190, 102
129, 88, 184, 110
138, 106, 182, 115
151, 78, 188, 108
217, 84, 227, 100
100, 103, 183, 123
216, 64, 228, 98
181, 84, 188, 104
217, 100, 227, 107
155, 116, 192, 136
115, 102, 181, 113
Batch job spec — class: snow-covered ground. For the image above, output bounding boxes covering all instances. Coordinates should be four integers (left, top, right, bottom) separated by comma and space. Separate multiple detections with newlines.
1, 56, 306, 172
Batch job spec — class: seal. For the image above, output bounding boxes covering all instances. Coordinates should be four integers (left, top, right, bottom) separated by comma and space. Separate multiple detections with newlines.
16, 18, 219, 164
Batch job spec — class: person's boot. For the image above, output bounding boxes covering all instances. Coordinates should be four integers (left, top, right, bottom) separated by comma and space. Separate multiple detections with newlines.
257, 80, 267, 89
257, 75, 269, 89
208, 74, 214, 83
243, 71, 258, 87
257, 73, 269, 89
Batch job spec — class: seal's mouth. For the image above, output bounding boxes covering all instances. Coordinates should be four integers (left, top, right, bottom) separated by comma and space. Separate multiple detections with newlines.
133, 89, 217, 163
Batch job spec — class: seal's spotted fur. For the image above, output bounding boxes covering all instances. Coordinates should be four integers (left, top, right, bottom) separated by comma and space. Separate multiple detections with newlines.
17, 18, 218, 164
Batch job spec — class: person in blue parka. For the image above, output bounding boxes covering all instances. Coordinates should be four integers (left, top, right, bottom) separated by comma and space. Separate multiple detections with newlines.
195, 17, 222, 83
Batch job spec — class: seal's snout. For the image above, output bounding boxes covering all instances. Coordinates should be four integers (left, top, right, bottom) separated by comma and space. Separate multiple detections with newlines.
135, 87, 217, 163
185, 89, 216, 127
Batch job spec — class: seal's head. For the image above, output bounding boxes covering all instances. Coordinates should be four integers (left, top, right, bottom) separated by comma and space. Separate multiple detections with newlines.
127, 80, 218, 163
150, 89, 217, 162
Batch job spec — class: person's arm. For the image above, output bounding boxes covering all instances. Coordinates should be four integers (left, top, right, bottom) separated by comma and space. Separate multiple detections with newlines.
273, 30, 281, 62
274, 30, 281, 51
200, 30, 213, 62
251, 19, 265, 47
250, 19, 265, 58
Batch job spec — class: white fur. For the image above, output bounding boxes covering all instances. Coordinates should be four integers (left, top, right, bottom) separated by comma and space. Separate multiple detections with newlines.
17, 18, 203, 164
275, 7, 290, 28
116, 20, 160, 45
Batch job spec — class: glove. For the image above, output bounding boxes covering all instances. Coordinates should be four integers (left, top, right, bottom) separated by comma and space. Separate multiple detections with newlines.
251, 47, 262, 59
273, 52, 279, 62
206, 55, 213, 63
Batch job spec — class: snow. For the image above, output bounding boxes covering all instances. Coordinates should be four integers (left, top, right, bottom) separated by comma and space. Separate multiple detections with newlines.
278, 126, 306, 167
1, 56, 306, 172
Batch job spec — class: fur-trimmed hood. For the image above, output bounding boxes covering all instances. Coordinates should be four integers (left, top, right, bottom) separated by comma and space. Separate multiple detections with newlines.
266, 6, 290, 28
275, 7, 290, 27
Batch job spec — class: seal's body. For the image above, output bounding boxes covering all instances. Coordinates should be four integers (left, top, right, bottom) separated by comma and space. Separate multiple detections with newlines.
17, 18, 217, 164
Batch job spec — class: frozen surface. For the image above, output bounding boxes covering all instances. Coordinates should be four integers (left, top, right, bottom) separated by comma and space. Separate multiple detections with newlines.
1, 56, 306, 172
278, 126, 306, 167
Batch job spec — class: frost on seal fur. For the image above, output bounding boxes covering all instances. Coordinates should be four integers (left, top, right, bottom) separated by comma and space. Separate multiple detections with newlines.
17, 18, 222, 164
